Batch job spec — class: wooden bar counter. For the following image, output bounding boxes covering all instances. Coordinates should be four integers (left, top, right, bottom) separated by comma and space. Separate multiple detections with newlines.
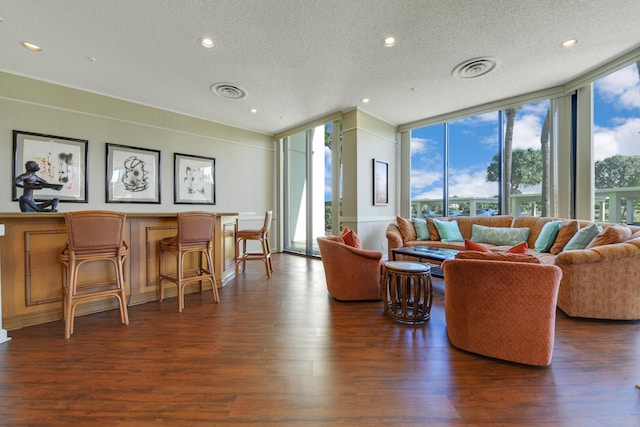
0, 212, 237, 330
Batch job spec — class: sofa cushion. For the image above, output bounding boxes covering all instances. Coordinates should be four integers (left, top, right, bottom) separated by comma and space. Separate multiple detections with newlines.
513, 216, 556, 249
411, 218, 430, 240
563, 223, 602, 251
465, 239, 528, 254
534, 220, 562, 252
587, 224, 633, 248
340, 227, 362, 249
453, 215, 514, 239
454, 251, 541, 264
433, 219, 463, 242
396, 216, 416, 242
550, 220, 580, 255
426, 218, 441, 241
471, 224, 530, 246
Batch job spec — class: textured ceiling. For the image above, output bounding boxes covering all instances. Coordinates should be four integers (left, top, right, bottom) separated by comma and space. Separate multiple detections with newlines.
1, 0, 639, 135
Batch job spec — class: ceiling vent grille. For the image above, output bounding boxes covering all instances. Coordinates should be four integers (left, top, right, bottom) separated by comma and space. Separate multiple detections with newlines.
211, 83, 247, 99
452, 57, 497, 79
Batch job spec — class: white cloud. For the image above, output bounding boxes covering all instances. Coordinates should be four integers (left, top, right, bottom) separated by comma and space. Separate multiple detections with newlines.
447, 167, 498, 198
594, 117, 640, 161
411, 168, 442, 192
511, 112, 546, 149
595, 64, 640, 109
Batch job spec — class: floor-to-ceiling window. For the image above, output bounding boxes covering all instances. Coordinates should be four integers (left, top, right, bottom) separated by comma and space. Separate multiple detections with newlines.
448, 112, 500, 217
410, 124, 445, 217
283, 122, 336, 256
503, 100, 553, 217
592, 62, 640, 224
410, 102, 554, 218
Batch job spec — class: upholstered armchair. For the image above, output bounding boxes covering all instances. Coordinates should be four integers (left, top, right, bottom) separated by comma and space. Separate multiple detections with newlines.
316, 237, 383, 301
442, 258, 562, 366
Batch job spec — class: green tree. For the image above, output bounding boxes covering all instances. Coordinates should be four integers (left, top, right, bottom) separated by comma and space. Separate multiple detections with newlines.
487, 148, 543, 194
594, 155, 640, 188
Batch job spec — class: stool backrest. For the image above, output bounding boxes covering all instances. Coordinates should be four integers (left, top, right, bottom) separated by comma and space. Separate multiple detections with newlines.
261, 210, 273, 235
64, 211, 126, 252
177, 212, 215, 244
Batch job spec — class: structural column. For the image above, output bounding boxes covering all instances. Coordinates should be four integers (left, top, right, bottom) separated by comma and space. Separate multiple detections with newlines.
0, 224, 10, 343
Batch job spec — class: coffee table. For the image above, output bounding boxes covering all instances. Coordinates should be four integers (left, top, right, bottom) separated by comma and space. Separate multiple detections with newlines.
391, 246, 460, 278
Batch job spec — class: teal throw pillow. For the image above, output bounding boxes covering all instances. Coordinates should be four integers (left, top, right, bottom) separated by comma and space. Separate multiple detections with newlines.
470, 224, 530, 246
534, 220, 562, 252
563, 223, 603, 251
411, 218, 430, 241
433, 219, 463, 242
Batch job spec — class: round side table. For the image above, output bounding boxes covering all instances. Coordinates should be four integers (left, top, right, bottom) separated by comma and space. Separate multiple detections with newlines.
382, 261, 433, 324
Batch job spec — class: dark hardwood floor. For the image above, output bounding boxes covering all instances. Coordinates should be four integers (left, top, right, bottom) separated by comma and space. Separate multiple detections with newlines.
1, 253, 639, 426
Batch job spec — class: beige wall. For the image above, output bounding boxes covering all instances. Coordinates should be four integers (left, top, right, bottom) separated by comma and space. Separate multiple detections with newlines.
0, 72, 275, 219
342, 109, 398, 254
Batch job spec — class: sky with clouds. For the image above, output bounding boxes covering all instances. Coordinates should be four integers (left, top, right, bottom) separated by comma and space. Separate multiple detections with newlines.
410, 63, 640, 201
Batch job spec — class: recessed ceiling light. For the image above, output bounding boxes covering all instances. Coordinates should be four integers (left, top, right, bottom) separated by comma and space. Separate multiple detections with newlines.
199, 37, 214, 48
250, 108, 258, 114
561, 39, 578, 48
382, 36, 396, 47
361, 98, 370, 104
22, 41, 42, 52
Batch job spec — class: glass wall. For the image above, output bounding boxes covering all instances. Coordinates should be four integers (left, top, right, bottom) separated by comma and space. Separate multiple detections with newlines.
410, 102, 554, 219
283, 123, 335, 256
503, 100, 552, 217
410, 124, 445, 217
448, 113, 499, 217
592, 63, 640, 224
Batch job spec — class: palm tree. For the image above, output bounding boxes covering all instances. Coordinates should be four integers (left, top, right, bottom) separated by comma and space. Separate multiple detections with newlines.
503, 107, 517, 214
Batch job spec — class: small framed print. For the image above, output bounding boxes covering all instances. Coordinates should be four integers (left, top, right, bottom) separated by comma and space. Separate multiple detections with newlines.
106, 143, 161, 203
174, 153, 216, 205
373, 159, 388, 206
12, 130, 88, 203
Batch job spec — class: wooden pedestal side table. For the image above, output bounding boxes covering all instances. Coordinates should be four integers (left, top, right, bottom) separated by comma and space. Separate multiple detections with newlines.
382, 261, 433, 324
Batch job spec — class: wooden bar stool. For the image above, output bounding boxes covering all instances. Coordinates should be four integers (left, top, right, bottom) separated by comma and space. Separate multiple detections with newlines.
158, 212, 219, 312
235, 211, 273, 278
382, 261, 432, 324
59, 210, 130, 339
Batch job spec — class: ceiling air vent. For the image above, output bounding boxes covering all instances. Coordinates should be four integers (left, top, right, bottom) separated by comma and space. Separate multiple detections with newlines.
210, 83, 247, 99
452, 57, 497, 79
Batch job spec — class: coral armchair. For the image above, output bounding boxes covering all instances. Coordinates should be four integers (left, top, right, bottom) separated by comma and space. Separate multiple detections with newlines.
316, 237, 383, 301
442, 258, 562, 366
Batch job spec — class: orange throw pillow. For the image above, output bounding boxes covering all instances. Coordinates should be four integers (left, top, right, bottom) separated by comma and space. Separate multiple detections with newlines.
340, 227, 362, 249
396, 216, 417, 242
426, 218, 441, 241
464, 239, 527, 254
455, 251, 541, 264
464, 239, 490, 252
505, 242, 528, 254
550, 220, 580, 255
587, 224, 632, 248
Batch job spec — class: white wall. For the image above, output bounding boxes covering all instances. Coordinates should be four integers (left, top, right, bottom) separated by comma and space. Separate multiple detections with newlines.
0, 72, 275, 219
341, 109, 398, 256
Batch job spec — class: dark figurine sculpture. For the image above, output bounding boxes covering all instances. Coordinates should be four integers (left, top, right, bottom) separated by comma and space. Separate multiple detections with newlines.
14, 160, 63, 212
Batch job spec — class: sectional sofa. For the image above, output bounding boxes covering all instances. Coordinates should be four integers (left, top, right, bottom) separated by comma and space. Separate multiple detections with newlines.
386, 215, 640, 320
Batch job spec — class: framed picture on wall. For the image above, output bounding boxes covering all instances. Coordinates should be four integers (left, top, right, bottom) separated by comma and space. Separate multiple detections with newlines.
12, 130, 88, 203
174, 153, 216, 205
106, 143, 161, 203
373, 159, 388, 206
